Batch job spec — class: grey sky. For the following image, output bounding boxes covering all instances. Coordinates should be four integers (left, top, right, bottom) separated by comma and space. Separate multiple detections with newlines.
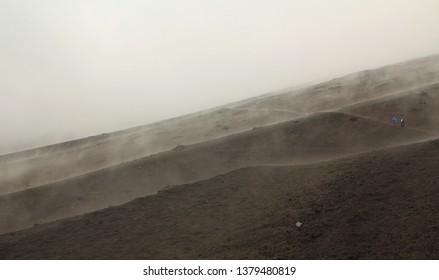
1, 0, 439, 154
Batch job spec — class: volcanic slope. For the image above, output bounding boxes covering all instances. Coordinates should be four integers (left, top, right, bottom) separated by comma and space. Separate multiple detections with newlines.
0, 107, 297, 193
1, 54, 439, 192
340, 82, 439, 133
1, 111, 434, 234
234, 54, 439, 114
1, 54, 439, 235
1, 54, 439, 259
0, 137, 438, 259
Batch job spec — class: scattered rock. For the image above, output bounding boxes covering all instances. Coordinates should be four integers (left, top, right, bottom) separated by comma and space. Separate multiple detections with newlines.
296, 222, 303, 228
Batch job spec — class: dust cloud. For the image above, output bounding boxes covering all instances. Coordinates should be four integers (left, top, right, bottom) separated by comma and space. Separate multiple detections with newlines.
1, 52, 439, 234
1, 0, 439, 154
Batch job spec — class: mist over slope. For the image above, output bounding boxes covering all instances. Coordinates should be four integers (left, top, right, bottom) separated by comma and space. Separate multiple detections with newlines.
234, 54, 439, 113
341, 83, 439, 132
1, 138, 438, 259
0, 54, 438, 257
1, 54, 439, 193
1, 111, 434, 234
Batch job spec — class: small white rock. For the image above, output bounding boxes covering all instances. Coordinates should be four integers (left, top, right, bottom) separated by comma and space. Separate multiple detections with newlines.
296, 222, 302, 228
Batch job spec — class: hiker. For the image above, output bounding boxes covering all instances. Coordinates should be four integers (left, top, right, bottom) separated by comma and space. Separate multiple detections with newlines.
392, 116, 398, 125
400, 118, 405, 128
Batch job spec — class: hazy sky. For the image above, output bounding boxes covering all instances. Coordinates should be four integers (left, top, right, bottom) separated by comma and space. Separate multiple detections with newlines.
1, 0, 439, 154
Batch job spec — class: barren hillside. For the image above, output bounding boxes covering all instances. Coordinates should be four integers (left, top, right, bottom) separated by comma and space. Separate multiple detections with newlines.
0, 54, 438, 259
1, 54, 438, 193
1, 138, 438, 259
0, 111, 435, 234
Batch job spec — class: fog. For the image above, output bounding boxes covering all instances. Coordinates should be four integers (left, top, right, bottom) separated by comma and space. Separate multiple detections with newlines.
1, 0, 439, 155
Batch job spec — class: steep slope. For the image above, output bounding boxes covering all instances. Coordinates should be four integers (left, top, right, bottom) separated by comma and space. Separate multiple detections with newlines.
1, 138, 438, 259
0, 112, 433, 234
1, 54, 438, 192
340, 83, 439, 133
235, 54, 439, 114
0, 108, 296, 194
